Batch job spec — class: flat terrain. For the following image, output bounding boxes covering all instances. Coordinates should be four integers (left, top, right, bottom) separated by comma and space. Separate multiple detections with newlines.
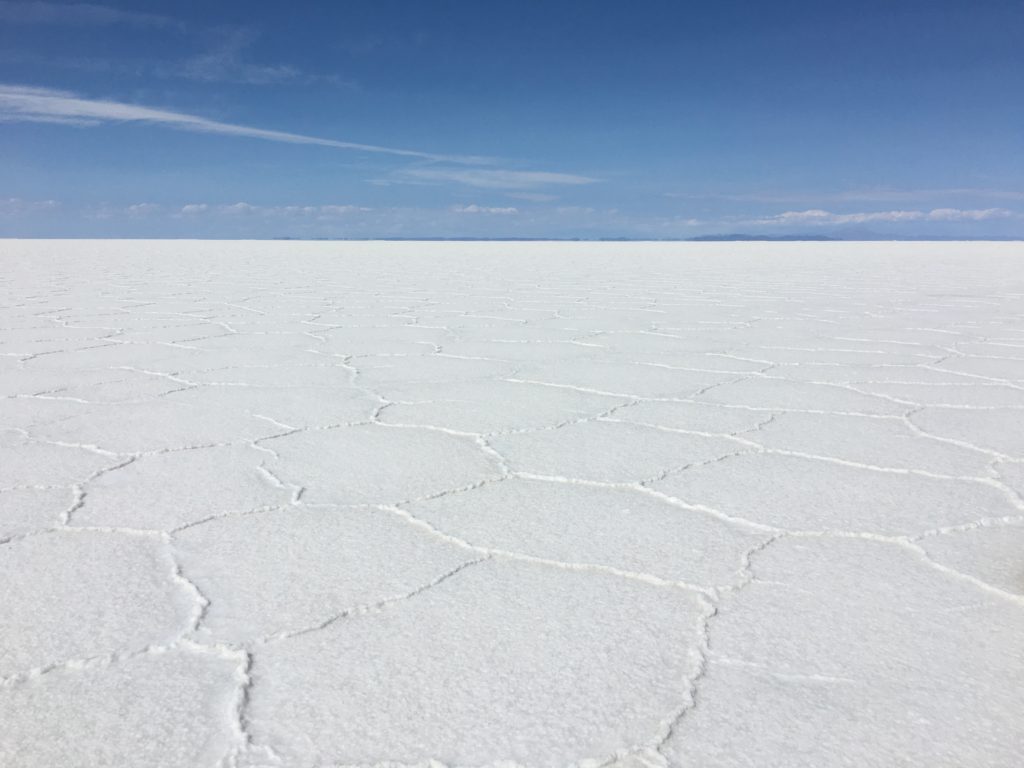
2, 240, 1023, 767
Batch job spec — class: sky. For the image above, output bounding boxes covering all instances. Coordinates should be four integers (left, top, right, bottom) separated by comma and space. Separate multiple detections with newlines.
1, 0, 1022, 239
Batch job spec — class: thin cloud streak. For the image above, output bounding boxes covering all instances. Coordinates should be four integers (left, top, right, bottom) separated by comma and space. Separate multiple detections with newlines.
0, 196, 60, 216
751, 208, 1018, 226
395, 167, 598, 190
669, 188, 1024, 204
452, 204, 519, 214
0, 1, 182, 29
176, 202, 372, 219
0, 83, 486, 164
164, 28, 315, 86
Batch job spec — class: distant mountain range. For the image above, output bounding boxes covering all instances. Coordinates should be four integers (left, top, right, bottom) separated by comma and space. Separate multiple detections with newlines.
271, 234, 1021, 242
687, 234, 839, 241
690, 232, 1023, 241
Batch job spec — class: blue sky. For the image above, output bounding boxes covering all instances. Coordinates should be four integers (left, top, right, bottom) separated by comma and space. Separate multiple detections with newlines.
1, 0, 1022, 238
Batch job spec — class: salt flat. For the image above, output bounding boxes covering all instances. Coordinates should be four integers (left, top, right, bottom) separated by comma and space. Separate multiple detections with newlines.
1, 240, 1023, 767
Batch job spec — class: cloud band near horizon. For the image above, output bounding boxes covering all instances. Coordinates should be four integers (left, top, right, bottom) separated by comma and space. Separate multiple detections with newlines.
0, 83, 600, 191
752, 208, 1017, 226
0, 83, 490, 163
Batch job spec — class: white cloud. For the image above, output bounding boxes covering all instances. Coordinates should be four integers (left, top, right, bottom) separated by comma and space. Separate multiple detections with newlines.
0, 12, 336, 88
925, 207, 1014, 221
507, 192, 558, 202
319, 205, 366, 215
0, 84, 484, 163
259, 203, 372, 218
165, 28, 305, 86
222, 202, 258, 215
83, 202, 162, 220
0, 84, 594, 191
452, 204, 519, 215
0, 197, 59, 216
0, 1, 181, 29
0, 112, 100, 126
399, 167, 598, 190
176, 202, 371, 219
828, 189, 1024, 203
668, 188, 1024, 204
753, 208, 1017, 226
126, 203, 160, 216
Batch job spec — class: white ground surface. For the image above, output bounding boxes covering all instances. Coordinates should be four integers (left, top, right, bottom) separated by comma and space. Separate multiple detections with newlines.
1, 240, 1023, 767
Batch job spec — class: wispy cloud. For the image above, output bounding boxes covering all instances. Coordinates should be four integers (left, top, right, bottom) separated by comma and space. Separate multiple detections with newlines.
163, 28, 330, 86
177, 202, 371, 219
0, 8, 339, 88
827, 189, 1024, 203
0, 197, 59, 215
0, 84, 483, 163
0, 1, 182, 29
395, 167, 598, 190
178, 58, 299, 87
452, 204, 519, 215
126, 202, 160, 215
85, 201, 161, 220
508, 192, 559, 202
752, 208, 1018, 226
0, 84, 596, 192
669, 188, 1024, 204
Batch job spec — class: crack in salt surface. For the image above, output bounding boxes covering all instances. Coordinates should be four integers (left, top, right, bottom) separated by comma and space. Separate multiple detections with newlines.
259, 555, 493, 644
380, 502, 718, 596
4, 242, 1024, 767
